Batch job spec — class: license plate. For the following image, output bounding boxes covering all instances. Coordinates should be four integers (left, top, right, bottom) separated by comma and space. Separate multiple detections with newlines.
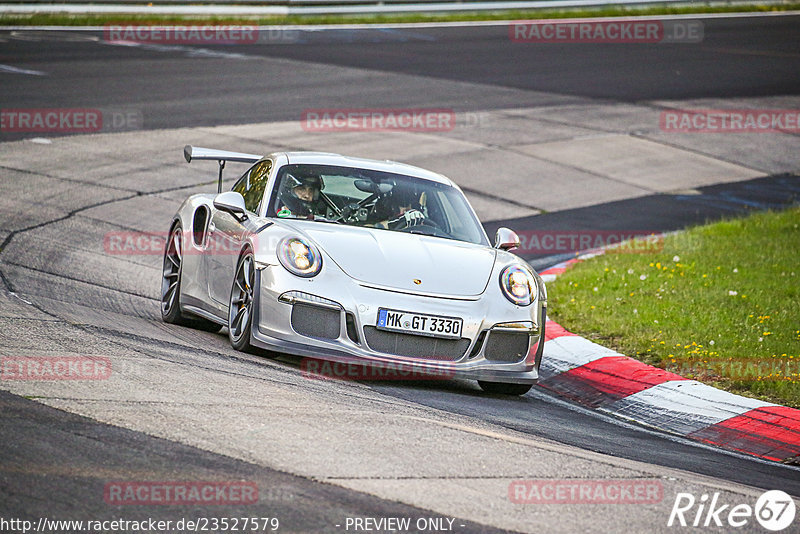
376, 308, 463, 339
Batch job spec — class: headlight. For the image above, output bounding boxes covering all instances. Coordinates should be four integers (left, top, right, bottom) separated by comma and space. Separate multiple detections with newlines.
277, 237, 322, 277
500, 265, 537, 306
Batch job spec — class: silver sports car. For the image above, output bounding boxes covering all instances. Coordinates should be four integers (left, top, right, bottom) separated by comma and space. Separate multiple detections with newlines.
162, 146, 546, 395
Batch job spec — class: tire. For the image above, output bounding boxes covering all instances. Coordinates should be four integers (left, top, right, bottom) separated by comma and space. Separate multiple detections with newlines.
477, 381, 533, 396
228, 249, 257, 353
161, 223, 223, 332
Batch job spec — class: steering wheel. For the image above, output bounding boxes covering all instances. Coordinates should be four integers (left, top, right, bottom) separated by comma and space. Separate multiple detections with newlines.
332, 197, 379, 224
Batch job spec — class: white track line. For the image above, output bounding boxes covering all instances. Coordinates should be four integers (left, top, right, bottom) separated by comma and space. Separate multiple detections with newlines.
0, 64, 46, 75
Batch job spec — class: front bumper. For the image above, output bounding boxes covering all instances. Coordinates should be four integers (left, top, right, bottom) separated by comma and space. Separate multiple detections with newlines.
249, 265, 543, 384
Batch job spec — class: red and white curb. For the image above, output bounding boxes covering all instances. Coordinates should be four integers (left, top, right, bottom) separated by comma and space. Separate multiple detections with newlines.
537, 257, 800, 463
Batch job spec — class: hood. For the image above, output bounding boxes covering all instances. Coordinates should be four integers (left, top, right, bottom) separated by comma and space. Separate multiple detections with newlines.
279, 220, 497, 297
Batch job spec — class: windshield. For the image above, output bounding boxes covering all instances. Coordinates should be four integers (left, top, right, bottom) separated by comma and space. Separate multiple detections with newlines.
267, 164, 488, 246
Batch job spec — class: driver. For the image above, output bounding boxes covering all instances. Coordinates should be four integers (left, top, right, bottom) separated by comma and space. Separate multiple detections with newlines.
276, 172, 325, 218
374, 186, 425, 230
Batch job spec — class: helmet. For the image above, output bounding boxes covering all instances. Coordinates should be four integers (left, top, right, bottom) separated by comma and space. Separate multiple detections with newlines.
375, 183, 420, 220
278, 171, 323, 216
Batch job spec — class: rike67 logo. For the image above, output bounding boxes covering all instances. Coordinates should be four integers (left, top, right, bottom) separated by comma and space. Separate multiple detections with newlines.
668, 490, 796, 531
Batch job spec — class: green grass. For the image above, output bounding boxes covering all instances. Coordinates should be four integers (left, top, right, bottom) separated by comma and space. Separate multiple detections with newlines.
548, 207, 800, 408
1, 3, 798, 26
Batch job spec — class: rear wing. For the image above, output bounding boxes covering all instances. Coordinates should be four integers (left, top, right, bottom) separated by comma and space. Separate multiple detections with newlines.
183, 145, 263, 193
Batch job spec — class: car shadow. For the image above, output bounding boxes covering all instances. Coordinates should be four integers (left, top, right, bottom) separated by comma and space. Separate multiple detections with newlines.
270, 353, 535, 401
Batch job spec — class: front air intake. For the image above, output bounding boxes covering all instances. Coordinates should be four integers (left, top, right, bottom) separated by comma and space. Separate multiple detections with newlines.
483, 331, 530, 363
363, 327, 469, 361
290, 303, 340, 340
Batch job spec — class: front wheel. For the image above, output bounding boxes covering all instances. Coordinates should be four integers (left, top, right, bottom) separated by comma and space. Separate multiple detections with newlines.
229, 250, 256, 353
478, 381, 533, 396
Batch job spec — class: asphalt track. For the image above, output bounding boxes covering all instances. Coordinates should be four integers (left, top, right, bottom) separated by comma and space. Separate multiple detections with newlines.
1, 15, 799, 134
0, 391, 508, 533
1, 14, 800, 533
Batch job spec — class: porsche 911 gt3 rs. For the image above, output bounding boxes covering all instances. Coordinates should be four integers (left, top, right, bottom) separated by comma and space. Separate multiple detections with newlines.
162, 146, 546, 395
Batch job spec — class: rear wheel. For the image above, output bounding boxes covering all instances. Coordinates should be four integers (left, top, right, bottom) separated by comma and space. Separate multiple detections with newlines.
478, 381, 533, 396
229, 250, 256, 353
161, 223, 222, 332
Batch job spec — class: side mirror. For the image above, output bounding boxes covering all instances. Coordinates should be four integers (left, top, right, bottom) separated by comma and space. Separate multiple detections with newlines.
494, 227, 520, 251
214, 191, 248, 221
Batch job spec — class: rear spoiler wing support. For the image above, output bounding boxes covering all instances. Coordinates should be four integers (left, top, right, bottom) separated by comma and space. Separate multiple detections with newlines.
183, 145, 262, 194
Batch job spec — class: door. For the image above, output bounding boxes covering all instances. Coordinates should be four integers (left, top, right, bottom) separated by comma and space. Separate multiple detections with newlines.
206, 159, 272, 306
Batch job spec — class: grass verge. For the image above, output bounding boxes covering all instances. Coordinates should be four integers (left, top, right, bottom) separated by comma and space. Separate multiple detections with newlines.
0, 3, 798, 26
548, 207, 800, 408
